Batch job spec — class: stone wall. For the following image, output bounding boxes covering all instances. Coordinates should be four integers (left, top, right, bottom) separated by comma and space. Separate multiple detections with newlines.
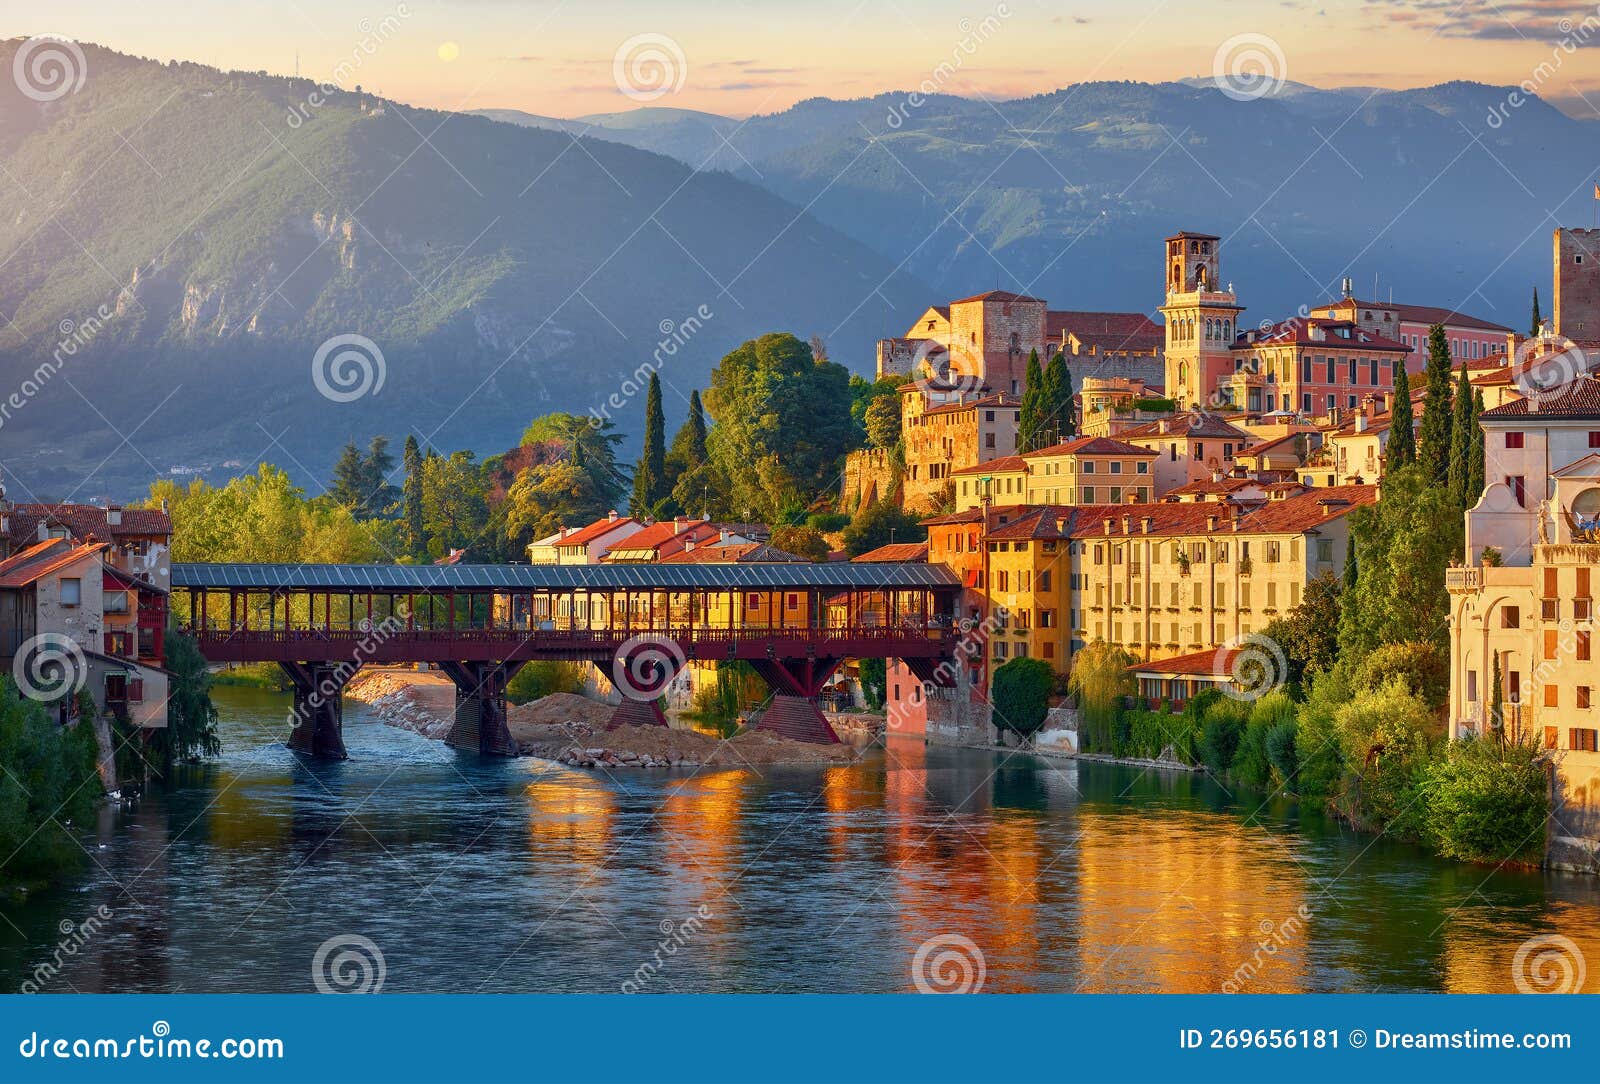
841, 447, 897, 512
1554, 227, 1600, 343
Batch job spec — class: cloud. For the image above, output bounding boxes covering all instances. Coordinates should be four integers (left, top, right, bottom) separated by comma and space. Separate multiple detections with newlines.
1368, 0, 1600, 43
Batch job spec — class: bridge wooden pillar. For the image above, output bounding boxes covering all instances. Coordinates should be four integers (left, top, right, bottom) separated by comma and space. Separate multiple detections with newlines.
439, 662, 524, 756
749, 656, 844, 744
280, 662, 353, 760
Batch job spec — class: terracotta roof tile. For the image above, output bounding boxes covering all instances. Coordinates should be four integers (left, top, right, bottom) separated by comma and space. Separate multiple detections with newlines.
950, 455, 1029, 477
850, 542, 930, 563
555, 515, 638, 547
1024, 435, 1157, 459
0, 537, 109, 588
6, 503, 171, 550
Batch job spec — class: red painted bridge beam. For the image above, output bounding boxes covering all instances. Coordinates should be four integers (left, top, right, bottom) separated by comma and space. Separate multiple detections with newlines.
749, 657, 844, 744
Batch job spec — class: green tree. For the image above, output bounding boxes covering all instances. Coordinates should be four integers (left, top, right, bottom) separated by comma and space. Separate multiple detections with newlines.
1530, 287, 1543, 337
1352, 640, 1449, 709
421, 451, 489, 556
841, 500, 926, 556
1330, 678, 1437, 834
0, 678, 102, 882
1416, 323, 1454, 482
864, 393, 901, 451
1260, 571, 1342, 685
150, 628, 221, 770
858, 657, 887, 711
991, 656, 1055, 739
665, 389, 708, 491
499, 460, 608, 554
1388, 365, 1415, 468
328, 440, 366, 510
630, 373, 668, 517
1343, 535, 1358, 592
1068, 640, 1135, 753
359, 435, 399, 517
403, 435, 426, 557
522, 413, 628, 509
1423, 738, 1549, 865
1337, 465, 1460, 655
703, 333, 853, 521
1018, 349, 1044, 451
1043, 352, 1074, 443
768, 525, 829, 562
1448, 364, 1474, 509
1468, 390, 1486, 506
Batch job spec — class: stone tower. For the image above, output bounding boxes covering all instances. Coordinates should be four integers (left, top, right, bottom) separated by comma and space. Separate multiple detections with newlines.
1159, 231, 1244, 409
1554, 227, 1600, 344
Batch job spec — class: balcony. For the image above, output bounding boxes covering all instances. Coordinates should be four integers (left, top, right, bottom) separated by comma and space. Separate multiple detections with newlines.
1445, 567, 1483, 594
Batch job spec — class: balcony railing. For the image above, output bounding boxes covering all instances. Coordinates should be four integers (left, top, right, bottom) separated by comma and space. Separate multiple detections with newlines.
1445, 567, 1483, 593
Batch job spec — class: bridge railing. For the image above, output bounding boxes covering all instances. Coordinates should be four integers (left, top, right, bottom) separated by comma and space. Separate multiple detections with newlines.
185, 623, 953, 646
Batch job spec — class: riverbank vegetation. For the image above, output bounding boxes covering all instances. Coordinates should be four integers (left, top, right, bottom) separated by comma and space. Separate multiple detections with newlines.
0, 679, 103, 891
1073, 413, 1548, 868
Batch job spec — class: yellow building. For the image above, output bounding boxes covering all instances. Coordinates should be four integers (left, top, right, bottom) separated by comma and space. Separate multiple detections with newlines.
951, 456, 1029, 512
1022, 436, 1158, 506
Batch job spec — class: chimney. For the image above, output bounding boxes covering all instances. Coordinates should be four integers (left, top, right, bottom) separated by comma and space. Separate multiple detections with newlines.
1354, 415, 1368, 433
1364, 395, 1380, 419
106, 505, 121, 527
608, 509, 619, 521
1210, 467, 1222, 483
1103, 519, 1113, 535
36, 521, 48, 542
1207, 514, 1219, 531
1122, 515, 1132, 534
1141, 516, 1154, 534
160, 499, 169, 515
674, 516, 689, 532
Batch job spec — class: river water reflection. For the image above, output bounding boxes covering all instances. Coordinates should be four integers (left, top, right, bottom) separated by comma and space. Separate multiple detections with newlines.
3, 687, 1597, 993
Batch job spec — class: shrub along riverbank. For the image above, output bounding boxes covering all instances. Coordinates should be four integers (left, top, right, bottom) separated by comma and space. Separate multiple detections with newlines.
1070, 648, 1551, 868
0, 678, 103, 895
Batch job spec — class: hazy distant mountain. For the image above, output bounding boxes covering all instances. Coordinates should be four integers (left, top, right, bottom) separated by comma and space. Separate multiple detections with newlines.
0, 44, 930, 499
510, 81, 1600, 331
475, 106, 741, 169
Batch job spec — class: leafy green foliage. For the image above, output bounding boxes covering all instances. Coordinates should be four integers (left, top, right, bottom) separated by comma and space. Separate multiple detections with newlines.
1337, 465, 1459, 655
768, 525, 829, 562
1328, 678, 1438, 834
1069, 640, 1135, 752
0, 678, 102, 883
664, 390, 708, 496
841, 500, 925, 556
506, 661, 589, 705
1259, 570, 1341, 687
857, 657, 887, 711
1042, 353, 1074, 443
1448, 364, 1474, 509
1197, 697, 1250, 775
1018, 350, 1045, 451
629, 373, 668, 516
1422, 738, 1550, 864
864, 394, 901, 451
150, 629, 221, 768
1388, 366, 1414, 468
991, 656, 1055, 737
806, 511, 850, 533
1416, 324, 1454, 483
420, 451, 489, 557
1352, 641, 1449, 709
703, 333, 853, 521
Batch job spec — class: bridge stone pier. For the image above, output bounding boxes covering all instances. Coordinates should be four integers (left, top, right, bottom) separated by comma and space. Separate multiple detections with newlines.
171, 560, 962, 760
280, 662, 352, 760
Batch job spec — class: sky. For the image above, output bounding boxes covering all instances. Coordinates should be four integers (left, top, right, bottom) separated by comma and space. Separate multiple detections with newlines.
8, 0, 1600, 118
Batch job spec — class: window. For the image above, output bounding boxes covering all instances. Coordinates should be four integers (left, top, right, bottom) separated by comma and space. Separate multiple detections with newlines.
1505, 432, 1525, 449
1572, 728, 1599, 753
1508, 475, 1526, 507
60, 578, 81, 606
1545, 629, 1560, 660
1137, 461, 1148, 474
1082, 461, 1095, 474
1545, 685, 1560, 708
1581, 687, 1593, 710
1503, 606, 1520, 629
1317, 539, 1333, 564
1580, 631, 1592, 661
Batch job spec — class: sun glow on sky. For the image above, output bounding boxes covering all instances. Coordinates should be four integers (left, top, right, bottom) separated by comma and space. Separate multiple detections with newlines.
17, 0, 1600, 118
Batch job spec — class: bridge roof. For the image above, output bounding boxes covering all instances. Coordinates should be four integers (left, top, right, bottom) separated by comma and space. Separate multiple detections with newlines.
170, 561, 961, 592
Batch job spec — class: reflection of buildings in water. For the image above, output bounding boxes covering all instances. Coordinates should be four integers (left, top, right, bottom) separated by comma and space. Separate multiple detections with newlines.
522, 772, 616, 867
821, 762, 880, 864
1072, 809, 1310, 993
1440, 917, 1600, 994
655, 770, 748, 929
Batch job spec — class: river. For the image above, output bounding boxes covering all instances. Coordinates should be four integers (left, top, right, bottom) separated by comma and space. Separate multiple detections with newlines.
2, 686, 1597, 993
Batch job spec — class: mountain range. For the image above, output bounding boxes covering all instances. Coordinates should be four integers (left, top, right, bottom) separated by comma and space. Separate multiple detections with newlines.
480, 80, 1600, 331
0, 44, 928, 500
3, 40, 1598, 501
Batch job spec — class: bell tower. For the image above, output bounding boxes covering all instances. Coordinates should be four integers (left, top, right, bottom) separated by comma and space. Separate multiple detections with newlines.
1160, 231, 1244, 410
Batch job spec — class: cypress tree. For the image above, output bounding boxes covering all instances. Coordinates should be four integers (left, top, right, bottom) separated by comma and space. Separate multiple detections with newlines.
1416, 323, 1454, 482
1468, 390, 1486, 504
630, 372, 667, 516
1531, 288, 1543, 338
1448, 364, 1474, 509
1388, 365, 1415, 468
1018, 349, 1044, 451
1045, 352, 1074, 442
403, 434, 426, 556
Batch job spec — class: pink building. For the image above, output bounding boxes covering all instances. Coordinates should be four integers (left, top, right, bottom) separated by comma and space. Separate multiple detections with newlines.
1310, 296, 1514, 371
